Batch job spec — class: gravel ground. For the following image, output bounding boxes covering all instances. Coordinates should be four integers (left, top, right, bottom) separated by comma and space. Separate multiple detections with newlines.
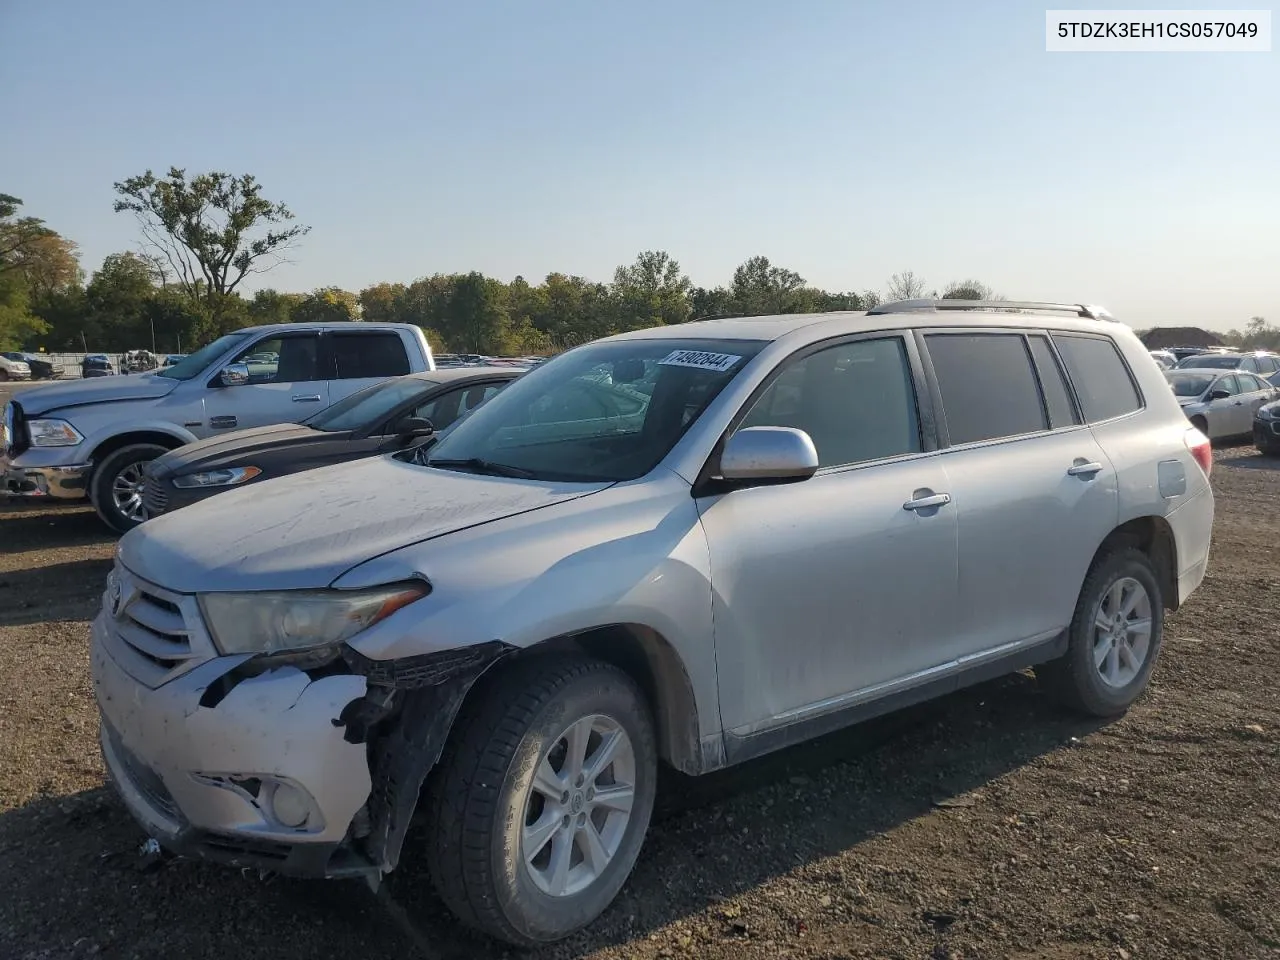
1, 389, 1277, 959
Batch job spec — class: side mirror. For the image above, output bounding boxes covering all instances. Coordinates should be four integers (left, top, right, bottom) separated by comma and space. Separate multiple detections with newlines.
219, 362, 250, 387
719, 426, 819, 483
394, 416, 434, 438
1208, 389, 1231, 401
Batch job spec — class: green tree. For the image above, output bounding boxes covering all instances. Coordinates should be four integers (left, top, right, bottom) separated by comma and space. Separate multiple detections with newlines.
82, 252, 160, 349
729, 255, 807, 315
112, 168, 309, 322
246, 288, 305, 325
611, 250, 692, 330
358, 282, 408, 324
291, 287, 361, 324
940, 279, 997, 300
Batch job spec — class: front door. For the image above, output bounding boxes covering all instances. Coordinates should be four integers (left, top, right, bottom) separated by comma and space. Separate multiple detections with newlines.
200, 331, 329, 435
697, 335, 959, 737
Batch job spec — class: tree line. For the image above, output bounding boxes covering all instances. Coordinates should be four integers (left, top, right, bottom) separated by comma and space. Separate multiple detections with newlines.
3, 170, 1271, 356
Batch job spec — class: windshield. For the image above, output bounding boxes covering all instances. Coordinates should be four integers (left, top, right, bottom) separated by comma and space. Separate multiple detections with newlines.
308, 376, 431, 432
2, 353, 25, 361
425, 338, 765, 482
1177, 355, 1238, 369
156, 333, 251, 380
1167, 373, 1215, 397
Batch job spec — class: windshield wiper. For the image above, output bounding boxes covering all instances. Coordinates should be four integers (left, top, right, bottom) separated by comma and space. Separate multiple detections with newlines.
426, 456, 537, 479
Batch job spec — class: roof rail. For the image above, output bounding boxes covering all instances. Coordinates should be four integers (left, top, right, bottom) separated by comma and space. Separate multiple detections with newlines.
866, 299, 1116, 321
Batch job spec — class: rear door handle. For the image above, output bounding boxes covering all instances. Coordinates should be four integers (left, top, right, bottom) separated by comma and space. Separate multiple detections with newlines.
903, 492, 952, 512
1067, 461, 1104, 478
292, 394, 322, 402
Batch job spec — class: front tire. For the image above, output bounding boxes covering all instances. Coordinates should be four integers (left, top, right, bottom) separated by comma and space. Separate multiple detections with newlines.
425, 654, 657, 947
90, 443, 168, 533
1037, 548, 1165, 717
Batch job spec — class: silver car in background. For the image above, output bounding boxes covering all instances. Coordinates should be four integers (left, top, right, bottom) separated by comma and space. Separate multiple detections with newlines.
93, 299, 1215, 947
1166, 368, 1278, 439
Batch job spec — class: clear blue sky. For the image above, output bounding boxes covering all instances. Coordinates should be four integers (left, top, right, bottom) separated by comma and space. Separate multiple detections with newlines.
2, 0, 1276, 330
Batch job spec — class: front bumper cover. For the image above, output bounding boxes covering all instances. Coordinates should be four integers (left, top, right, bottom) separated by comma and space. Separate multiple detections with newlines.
1, 457, 91, 499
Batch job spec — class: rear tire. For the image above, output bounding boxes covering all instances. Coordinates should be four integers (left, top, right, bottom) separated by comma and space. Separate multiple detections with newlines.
425, 654, 657, 946
90, 443, 169, 534
1037, 548, 1164, 717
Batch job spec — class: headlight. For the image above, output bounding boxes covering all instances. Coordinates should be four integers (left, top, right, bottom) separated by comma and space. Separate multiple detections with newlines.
27, 418, 84, 447
1259, 406, 1279, 420
172, 466, 262, 489
199, 582, 429, 656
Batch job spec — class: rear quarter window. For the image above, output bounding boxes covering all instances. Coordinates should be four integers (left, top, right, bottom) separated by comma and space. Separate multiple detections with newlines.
1051, 334, 1143, 423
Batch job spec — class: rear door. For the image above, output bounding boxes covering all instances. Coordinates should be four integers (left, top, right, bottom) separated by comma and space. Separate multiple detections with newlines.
1237, 373, 1275, 423
328, 330, 413, 403
920, 330, 1119, 658
200, 331, 328, 435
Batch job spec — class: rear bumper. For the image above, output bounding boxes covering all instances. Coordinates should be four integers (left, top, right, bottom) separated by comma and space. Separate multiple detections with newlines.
1167, 485, 1215, 606
1, 456, 91, 499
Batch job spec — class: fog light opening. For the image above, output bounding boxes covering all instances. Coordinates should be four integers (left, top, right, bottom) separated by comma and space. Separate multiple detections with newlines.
269, 781, 312, 829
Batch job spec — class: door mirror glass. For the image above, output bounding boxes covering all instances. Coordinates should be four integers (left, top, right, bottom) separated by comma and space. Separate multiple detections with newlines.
219, 362, 250, 387
720, 426, 818, 482
393, 416, 434, 438
1208, 388, 1231, 401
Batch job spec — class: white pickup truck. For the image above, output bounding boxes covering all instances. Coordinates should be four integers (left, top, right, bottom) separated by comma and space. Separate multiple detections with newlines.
1, 322, 434, 531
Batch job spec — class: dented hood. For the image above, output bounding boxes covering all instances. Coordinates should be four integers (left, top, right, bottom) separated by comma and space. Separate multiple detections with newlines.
16, 372, 178, 416
118, 454, 612, 593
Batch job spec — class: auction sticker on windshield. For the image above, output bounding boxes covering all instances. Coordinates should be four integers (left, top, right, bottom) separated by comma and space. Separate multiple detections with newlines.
658, 350, 742, 373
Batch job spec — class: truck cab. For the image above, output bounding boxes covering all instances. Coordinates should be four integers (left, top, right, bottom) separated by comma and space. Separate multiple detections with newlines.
1, 322, 434, 531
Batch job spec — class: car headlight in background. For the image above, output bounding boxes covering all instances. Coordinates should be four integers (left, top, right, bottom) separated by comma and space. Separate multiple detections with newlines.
27, 418, 84, 447
1257, 406, 1279, 421
199, 582, 430, 656
172, 466, 263, 489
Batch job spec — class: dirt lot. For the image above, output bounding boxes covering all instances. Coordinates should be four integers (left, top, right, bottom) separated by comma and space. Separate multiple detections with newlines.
1, 381, 1277, 959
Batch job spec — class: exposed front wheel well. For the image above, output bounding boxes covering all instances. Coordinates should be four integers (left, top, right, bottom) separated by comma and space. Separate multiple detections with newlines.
464, 626, 704, 775
1091, 516, 1179, 611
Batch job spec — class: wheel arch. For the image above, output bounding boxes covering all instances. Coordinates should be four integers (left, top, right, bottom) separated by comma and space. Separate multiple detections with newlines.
88, 429, 189, 466
478, 624, 706, 775
1090, 515, 1179, 611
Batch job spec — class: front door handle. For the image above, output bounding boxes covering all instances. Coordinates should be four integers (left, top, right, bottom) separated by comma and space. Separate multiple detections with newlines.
903, 492, 952, 512
1067, 461, 1104, 478
292, 394, 322, 402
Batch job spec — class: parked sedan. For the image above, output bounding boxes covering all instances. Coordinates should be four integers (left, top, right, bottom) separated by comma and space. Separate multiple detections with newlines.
142, 367, 520, 518
1255, 400, 1280, 456
4, 352, 57, 379
1166, 369, 1279, 439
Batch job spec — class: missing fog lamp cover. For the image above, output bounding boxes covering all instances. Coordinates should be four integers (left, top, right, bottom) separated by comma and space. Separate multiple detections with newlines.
172, 466, 262, 489
199, 582, 429, 656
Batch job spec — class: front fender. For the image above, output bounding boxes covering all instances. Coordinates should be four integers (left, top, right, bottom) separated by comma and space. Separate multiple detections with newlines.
337, 470, 721, 744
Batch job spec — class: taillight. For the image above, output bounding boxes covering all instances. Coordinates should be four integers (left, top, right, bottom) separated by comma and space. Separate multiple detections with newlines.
1184, 427, 1212, 477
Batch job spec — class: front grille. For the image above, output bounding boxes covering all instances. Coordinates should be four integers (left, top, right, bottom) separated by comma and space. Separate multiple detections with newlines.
105, 564, 213, 688
3, 399, 28, 457
142, 473, 170, 516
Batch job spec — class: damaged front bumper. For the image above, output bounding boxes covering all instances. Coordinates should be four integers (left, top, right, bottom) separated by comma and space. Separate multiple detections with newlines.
91, 605, 511, 882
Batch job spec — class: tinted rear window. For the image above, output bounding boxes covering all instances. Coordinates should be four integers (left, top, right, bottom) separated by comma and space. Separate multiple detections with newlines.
925, 333, 1047, 444
331, 333, 411, 379
1052, 335, 1143, 423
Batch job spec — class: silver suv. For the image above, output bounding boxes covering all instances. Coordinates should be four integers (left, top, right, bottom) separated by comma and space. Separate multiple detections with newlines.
92, 300, 1215, 946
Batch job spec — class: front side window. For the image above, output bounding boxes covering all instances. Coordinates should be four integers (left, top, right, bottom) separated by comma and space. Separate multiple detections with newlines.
409, 381, 509, 433
1052, 334, 1143, 423
926, 333, 1046, 444
232, 334, 321, 384
331, 333, 410, 379
308, 377, 430, 433
157, 333, 250, 381
738, 337, 921, 468
1168, 373, 1216, 398
424, 338, 765, 482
